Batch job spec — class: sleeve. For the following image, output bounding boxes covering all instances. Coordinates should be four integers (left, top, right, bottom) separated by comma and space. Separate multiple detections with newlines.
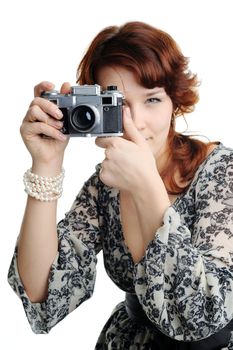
7, 169, 103, 334
133, 152, 233, 341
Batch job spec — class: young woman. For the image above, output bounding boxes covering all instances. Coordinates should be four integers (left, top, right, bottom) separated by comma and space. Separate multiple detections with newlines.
8, 21, 233, 349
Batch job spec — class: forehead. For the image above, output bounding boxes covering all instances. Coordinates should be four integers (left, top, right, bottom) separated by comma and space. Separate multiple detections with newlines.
96, 66, 165, 96
96, 66, 136, 92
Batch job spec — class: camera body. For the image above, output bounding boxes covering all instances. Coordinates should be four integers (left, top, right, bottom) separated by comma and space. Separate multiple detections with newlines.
41, 84, 124, 137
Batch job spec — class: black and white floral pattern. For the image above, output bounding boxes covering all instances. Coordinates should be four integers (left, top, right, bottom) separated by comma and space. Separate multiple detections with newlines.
8, 143, 233, 349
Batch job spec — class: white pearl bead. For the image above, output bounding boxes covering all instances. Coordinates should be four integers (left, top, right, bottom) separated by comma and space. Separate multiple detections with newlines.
24, 167, 64, 201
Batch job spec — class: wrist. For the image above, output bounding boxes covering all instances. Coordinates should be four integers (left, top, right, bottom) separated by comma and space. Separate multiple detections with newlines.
129, 168, 161, 195
24, 167, 65, 202
130, 172, 170, 206
32, 159, 64, 177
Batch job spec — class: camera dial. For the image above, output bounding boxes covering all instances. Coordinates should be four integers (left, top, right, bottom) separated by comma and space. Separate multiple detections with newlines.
107, 85, 118, 91
41, 90, 59, 97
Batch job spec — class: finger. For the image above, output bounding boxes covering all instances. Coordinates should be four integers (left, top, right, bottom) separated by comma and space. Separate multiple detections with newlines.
28, 97, 63, 120
24, 105, 64, 129
123, 107, 145, 145
34, 81, 55, 97
60, 82, 71, 94
95, 136, 119, 149
22, 121, 67, 142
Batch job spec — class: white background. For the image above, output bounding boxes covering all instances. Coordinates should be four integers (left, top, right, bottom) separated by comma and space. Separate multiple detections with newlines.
1, 0, 233, 349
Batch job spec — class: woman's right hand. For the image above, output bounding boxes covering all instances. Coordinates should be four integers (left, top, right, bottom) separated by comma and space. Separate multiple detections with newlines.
20, 81, 71, 171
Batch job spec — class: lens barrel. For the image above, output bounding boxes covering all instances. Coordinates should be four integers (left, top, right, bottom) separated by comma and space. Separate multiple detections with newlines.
71, 105, 96, 131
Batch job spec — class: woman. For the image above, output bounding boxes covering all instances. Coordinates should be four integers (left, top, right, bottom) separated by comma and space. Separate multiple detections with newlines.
8, 21, 233, 349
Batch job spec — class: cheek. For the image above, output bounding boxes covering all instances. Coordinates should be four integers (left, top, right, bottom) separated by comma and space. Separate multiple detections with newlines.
149, 106, 172, 132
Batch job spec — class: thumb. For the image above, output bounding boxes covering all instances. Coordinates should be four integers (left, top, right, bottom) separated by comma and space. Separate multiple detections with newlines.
123, 107, 145, 145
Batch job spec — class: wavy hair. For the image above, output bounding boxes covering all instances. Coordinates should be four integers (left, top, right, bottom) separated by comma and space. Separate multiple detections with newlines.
77, 21, 218, 194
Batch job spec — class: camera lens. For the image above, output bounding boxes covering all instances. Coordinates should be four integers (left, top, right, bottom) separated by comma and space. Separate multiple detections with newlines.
71, 106, 95, 131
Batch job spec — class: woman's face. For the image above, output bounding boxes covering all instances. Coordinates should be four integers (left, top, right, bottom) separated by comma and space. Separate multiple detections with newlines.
96, 66, 173, 163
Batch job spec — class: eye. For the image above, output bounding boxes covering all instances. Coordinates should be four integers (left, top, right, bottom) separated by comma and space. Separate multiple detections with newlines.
146, 97, 161, 104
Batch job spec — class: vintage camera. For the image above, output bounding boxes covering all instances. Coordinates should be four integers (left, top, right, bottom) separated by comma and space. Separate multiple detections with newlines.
41, 84, 124, 137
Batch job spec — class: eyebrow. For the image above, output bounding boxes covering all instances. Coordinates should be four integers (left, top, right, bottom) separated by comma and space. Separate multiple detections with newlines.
144, 89, 165, 97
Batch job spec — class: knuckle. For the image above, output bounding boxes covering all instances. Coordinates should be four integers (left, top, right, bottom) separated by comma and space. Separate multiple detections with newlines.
111, 138, 118, 148
30, 97, 40, 107
27, 105, 40, 121
105, 149, 111, 159
20, 123, 30, 140
35, 96, 42, 105
30, 104, 39, 114
23, 111, 29, 122
38, 122, 46, 133
19, 123, 25, 135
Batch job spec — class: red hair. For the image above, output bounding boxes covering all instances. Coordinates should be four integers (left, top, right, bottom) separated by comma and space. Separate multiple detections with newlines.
77, 21, 218, 194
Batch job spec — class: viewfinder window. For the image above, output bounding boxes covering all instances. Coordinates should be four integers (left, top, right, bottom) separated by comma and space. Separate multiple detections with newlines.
102, 97, 112, 105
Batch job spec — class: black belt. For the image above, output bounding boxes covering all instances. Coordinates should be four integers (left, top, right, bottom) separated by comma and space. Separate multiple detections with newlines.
125, 293, 233, 350
125, 292, 154, 327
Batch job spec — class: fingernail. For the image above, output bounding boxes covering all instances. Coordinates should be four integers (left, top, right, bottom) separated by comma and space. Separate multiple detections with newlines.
59, 133, 67, 141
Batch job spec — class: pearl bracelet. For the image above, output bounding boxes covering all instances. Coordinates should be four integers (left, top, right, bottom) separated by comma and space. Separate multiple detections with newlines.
23, 168, 65, 201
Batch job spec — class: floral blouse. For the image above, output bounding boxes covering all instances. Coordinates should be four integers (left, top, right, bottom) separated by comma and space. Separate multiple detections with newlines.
8, 142, 233, 349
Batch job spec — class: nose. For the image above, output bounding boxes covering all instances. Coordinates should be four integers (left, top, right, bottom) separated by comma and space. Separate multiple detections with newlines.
129, 106, 146, 131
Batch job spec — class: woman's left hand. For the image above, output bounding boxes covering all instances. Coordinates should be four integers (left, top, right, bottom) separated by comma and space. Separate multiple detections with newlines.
95, 107, 158, 192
